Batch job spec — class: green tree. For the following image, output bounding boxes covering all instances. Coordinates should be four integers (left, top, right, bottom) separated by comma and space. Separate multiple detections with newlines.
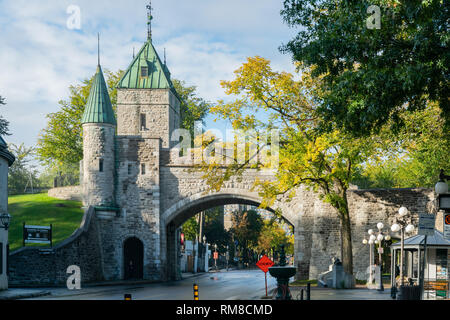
172, 79, 211, 137
231, 209, 263, 264
201, 57, 383, 276
281, 0, 449, 136
203, 207, 231, 252
257, 220, 294, 257
354, 101, 450, 188
36, 70, 123, 170
0, 95, 10, 136
181, 215, 199, 241
7, 143, 39, 195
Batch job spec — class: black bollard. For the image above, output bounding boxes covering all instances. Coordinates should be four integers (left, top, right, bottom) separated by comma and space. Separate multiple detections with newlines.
193, 283, 199, 300
300, 289, 304, 300
306, 283, 311, 300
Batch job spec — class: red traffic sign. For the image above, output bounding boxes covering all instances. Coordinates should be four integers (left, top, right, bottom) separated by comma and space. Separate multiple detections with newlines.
213, 252, 218, 260
256, 255, 274, 273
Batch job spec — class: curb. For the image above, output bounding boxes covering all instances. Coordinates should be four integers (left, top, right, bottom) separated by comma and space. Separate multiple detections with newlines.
0, 291, 51, 300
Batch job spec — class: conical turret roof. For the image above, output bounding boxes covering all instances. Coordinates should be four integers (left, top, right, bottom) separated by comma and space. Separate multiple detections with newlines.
117, 39, 174, 91
81, 65, 116, 125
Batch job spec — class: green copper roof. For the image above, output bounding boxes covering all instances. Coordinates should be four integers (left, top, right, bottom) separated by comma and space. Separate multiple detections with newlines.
117, 40, 174, 90
81, 65, 116, 125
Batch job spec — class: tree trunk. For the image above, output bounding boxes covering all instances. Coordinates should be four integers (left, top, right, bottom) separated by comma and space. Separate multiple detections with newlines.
340, 210, 353, 276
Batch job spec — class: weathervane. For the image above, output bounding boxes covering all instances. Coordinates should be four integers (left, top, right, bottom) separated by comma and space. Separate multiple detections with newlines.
146, 0, 153, 41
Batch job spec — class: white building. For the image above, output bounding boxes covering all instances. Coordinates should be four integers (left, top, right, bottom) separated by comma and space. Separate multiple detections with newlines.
0, 136, 15, 290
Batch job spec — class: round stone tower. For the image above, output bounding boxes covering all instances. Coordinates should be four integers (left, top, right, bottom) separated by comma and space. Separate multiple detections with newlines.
81, 64, 117, 208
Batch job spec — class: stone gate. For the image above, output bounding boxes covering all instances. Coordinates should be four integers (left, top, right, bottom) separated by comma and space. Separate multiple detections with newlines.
8, 34, 441, 286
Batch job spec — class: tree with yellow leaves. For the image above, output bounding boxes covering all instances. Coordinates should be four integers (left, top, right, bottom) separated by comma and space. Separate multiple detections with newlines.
200, 56, 382, 278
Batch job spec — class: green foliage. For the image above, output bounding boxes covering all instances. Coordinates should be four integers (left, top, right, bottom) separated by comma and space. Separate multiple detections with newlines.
201, 57, 386, 274
353, 102, 450, 188
172, 79, 210, 138
36, 70, 123, 168
7, 143, 40, 195
231, 209, 263, 253
257, 219, 294, 255
38, 162, 80, 188
181, 216, 199, 241
0, 95, 9, 136
203, 207, 231, 252
7, 193, 84, 251
281, 0, 449, 136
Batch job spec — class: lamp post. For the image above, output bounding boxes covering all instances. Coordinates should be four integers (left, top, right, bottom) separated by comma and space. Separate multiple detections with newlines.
391, 207, 415, 292
363, 229, 376, 285
0, 213, 11, 230
373, 222, 391, 291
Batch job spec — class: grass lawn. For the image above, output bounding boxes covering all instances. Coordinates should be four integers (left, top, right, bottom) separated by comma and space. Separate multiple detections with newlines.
7, 193, 84, 252
290, 279, 318, 287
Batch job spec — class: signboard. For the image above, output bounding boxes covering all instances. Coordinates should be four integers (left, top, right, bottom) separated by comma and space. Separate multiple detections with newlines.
213, 252, 218, 260
418, 213, 435, 236
23, 224, 52, 246
377, 247, 384, 254
424, 281, 449, 291
256, 255, 274, 273
256, 255, 274, 298
444, 213, 450, 240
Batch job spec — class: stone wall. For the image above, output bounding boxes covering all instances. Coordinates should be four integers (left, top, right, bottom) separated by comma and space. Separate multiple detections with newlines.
90, 136, 162, 281
8, 207, 104, 286
82, 123, 116, 207
48, 186, 82, 201
117, 89, 180, 149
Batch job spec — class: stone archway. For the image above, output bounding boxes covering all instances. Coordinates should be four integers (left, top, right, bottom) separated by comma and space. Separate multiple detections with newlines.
123, 237, 144, 280
161, 190, 296, 280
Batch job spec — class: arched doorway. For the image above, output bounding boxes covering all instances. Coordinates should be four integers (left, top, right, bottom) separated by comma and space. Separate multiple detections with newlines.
162, 193, 295, 281
123, 237, 144, 280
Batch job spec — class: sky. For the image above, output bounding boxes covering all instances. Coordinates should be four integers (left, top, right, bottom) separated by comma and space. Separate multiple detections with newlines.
0, 0, 298, 152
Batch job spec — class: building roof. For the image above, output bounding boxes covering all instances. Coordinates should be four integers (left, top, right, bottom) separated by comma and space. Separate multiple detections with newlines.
117, 39, 174, 91
81, 65, 116, 125
0, 135, 15, 166
0, 135, 6, 148
391, 229, 450, 248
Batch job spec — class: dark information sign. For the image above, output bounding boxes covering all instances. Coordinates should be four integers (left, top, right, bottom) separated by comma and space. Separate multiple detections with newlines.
23, 223, 52, 246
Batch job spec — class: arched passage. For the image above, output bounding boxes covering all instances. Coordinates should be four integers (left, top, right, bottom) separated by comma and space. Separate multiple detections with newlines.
123, 237, 144, 280
161, 191, 295, 280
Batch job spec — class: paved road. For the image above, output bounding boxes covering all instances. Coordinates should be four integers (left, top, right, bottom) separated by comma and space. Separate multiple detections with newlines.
26, 269, 277, 300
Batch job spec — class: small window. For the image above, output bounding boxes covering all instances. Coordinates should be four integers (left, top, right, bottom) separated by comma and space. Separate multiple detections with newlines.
99, 159, 104, 172
141, 163, 146, 175
128, 164, 132, 175
140, 113, 147, 130
141, 66, 148, 77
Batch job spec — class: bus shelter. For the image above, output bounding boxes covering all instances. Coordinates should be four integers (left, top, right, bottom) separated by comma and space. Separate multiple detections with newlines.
390, 230, 450, 299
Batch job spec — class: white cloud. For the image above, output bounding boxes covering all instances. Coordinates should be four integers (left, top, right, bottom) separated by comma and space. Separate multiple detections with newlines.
0, 0, 298, 152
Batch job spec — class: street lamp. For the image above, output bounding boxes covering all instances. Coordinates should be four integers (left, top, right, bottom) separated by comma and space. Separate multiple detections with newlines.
391, 207, 415, 290
374, 222, 391, 292
0, 213, 11, 230
363, 229, 376, 285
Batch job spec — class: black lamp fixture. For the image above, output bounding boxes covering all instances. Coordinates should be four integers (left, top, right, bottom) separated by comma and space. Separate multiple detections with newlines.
435, 169, 450, 212
0, 213, 11, 230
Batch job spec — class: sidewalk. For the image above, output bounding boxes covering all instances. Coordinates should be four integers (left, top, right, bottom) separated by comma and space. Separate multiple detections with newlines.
289, 285, 393, 300
1, 271, 213, 300
0, 288, 51, 300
